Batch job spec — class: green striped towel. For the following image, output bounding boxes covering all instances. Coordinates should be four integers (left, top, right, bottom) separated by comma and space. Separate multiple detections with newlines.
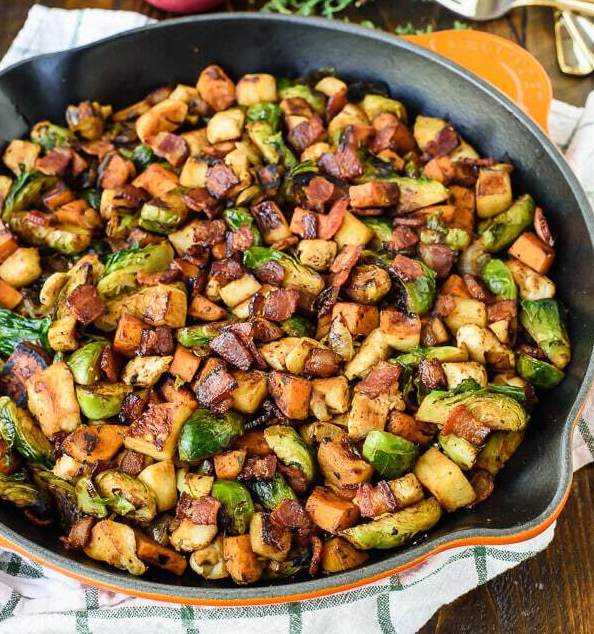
0, 6, 592, 633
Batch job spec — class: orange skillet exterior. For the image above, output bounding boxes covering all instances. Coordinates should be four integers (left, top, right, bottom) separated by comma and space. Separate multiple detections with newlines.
0, 30, 562, 604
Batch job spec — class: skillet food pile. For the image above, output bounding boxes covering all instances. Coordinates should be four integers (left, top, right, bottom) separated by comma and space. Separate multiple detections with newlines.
0, 65, 570, 585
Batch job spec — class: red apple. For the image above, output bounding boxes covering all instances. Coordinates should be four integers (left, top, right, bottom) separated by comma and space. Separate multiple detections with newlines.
144, 0, 224, 13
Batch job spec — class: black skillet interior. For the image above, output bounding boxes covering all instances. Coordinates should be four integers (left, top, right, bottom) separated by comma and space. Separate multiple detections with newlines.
0, 14, 592, 601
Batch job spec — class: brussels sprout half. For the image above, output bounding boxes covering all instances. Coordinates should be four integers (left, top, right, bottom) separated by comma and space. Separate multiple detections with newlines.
211, 479, 254, 535
519, 299, 570, 370
178, 409, 244, 464
516, 353, 564, 389
362, 431, 419, 479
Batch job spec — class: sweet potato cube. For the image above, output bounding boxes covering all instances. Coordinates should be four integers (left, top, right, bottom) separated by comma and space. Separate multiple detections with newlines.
214, 449, 247, 480
440, 274, 470, 298
0, 279, 22, 309
0, 230, 18, 264
267, 371, 312, 420
63, 424, 124, 463
188, 294, 227, 321
223, 535, 264, 584
135, 532, 187, 576
332, 303, 379, 337
305, 486, 360, 533
113, 314, 146, 357
169, 345, 201, 383
348, 182, 398, 208
124, 402, 193, 460
508, 232, 555, 275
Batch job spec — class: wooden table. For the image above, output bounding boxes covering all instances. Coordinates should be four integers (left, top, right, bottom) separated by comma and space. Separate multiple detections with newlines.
1, 1, 594, 631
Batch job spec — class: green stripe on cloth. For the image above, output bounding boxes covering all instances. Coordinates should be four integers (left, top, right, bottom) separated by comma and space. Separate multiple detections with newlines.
473, 546, 488, 584
578, 417, 594, 458
377, 594, 396, 634
0, 590, 21, 621
288, 602, 302, 634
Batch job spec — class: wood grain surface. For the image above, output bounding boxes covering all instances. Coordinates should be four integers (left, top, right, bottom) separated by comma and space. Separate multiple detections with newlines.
0, 1, 593, 632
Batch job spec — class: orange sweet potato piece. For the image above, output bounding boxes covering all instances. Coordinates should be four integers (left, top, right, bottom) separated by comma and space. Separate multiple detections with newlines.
0, 279, 22, 309
305, 486, 360, 533
508, 232, 555, 275
113, 314, 146, 357
214, 449, 247, 480
135, 532, 187, 576
169, 345, 201, 383
188, 294, 227, 321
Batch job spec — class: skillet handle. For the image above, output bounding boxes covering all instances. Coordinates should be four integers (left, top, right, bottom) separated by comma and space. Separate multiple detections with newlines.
403, 29, 552, 133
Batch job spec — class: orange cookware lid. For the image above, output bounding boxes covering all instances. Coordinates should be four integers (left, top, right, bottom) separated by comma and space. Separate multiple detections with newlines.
405, 29, 552, 132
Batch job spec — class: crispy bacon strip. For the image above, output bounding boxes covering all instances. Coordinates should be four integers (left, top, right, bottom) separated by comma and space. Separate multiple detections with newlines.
355, 361, 401, 398
66, 285, 105, 325
354, 481, 398, 518
442, 405, 491, 446
330, 244, 362, 287
176, 492, 221, 525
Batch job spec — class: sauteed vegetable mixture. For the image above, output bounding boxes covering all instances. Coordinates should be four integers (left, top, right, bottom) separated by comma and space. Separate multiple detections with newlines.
0, 65, 570, 583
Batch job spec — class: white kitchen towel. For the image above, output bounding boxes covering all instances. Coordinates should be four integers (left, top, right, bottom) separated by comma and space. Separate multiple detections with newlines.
0, 5, 592, 634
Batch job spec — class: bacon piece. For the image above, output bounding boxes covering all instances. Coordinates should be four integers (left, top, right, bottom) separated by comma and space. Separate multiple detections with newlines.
391, 225, 419, 251
100, 345, 121, 383
116, 185, 150, 209
205, 163, 239, 199
210, 258, 244, 285
423, 125, 459, 159
239, 454, 277, 481
209, 331, 255, 371
393, 214, 429, 228
136, 268, 180, 287
270, 499, 312, 530
433, 293, 456, 318
303, 348, 341, 378
271, 236, 298, 251
183, 187, 223, 219
42, 182, 75, 210
195, 359, 237, 411
349, 181, 399, 209
419, 244, 455, 278
469, 469, 495, 506
463, 274, 496, 304
319, 147, 363, 181
391, 254, 424, 281
148, 132, 189, 167
251, 201, 287, 236
176, 492, 221, 525
261, 289, 300, 322
519, 344, 547, 361
355, 361, 401, 398
371, 121, 416, 155
188, 219, 226, 246
354, 481, 398, 518
305, 176, 335, 211
224, 322, 267, 370
98, 152, 133, 189
138, 327, 174, 356
418, 358, 447, 391
119, 391, 150, 425
118, 449, 151, 476
533, 206, 555, 247
246, 317, 283, 343
387, 411, 437, 445
0, 342, 51, 406
487, 300, 517, 323
81, 140, 114, 160
290, 207, 318, 239
277, 463, 309, 495
36, 148, 72, 176
442, 404, 491, 446
330, 244, 362, 287
288, 114, 325, 153
66, 285, 104, 325
61, 516, 95, 551
309, 534, 323, 576
318, 197, 347, 240
226, 224, 254, 255
254, 165, 280, 192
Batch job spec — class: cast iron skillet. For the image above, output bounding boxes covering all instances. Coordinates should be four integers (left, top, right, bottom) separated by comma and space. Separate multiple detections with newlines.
0, 13, 592, 605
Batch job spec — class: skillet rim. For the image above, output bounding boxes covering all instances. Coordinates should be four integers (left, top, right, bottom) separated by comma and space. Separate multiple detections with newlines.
0, 11, 592, 604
